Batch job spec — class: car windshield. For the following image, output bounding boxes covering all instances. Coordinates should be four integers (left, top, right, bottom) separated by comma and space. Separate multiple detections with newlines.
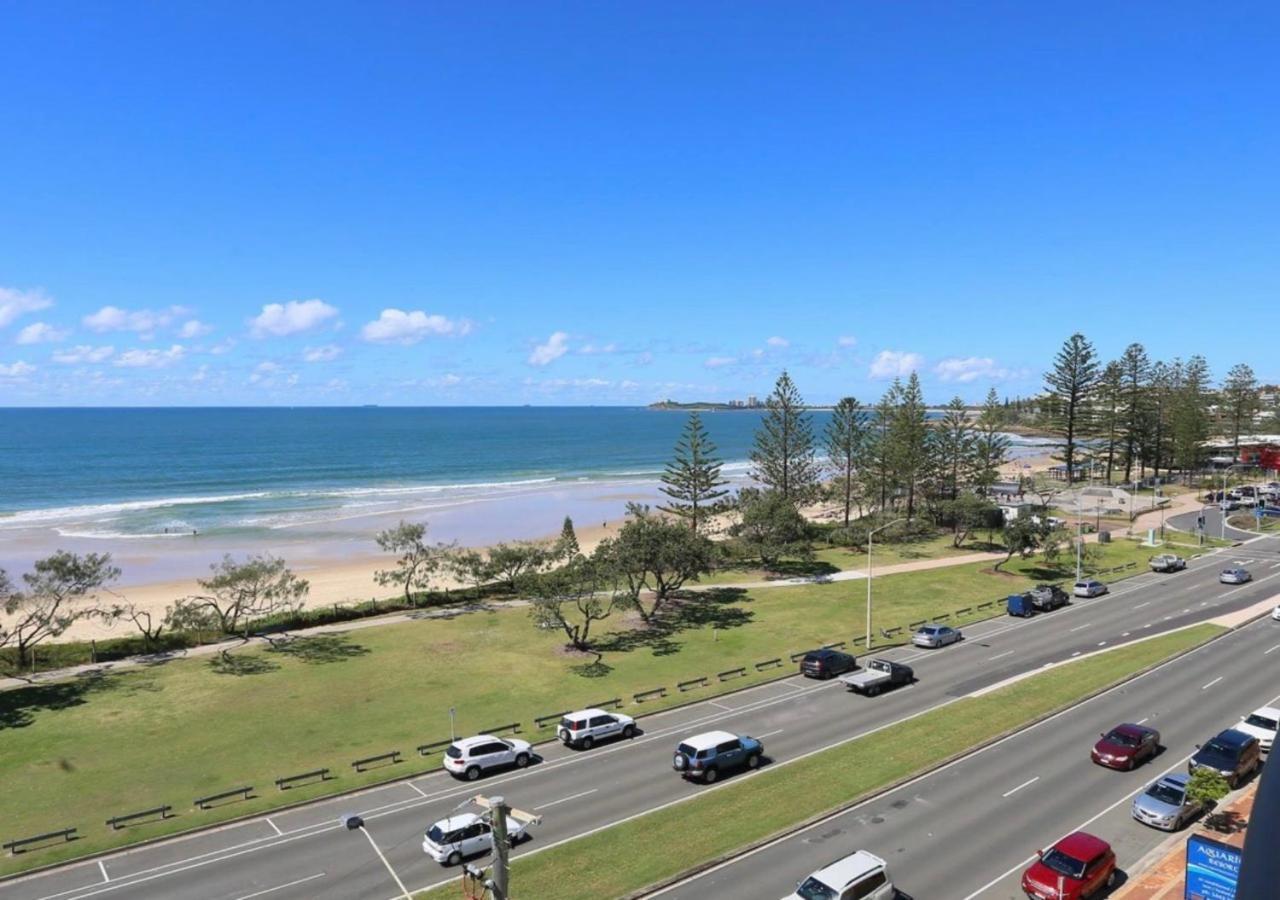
793, 876, 838, 900
445, 745, 462, 759
1104, 730, 1139, 747
1146, 782, 1184, 805
426, 824, 447, 843
1040, 848, 1086, 879
1197, 741, 1236, 766
1245, 714, 1278, 731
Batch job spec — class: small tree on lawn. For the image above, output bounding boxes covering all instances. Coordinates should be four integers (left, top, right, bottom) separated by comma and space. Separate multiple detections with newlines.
938, 493, 994, 548
994, 517, 1050, 572
600, 504, 714, 622
487, 542, 551, 592
523, 553, 623, 651
187, 554, 309, 638
374, 520, 455, 606
729, 488, 812, 570
1, 552, 120, 672
1186, 768, 1232, 830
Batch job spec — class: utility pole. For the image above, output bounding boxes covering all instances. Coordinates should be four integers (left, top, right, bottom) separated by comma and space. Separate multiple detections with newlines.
469, 794, 540, 900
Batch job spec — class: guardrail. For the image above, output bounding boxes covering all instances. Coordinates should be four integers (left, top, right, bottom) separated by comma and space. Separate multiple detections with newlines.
754, 658, 782, 671
789, 650, 808, 662
195, 786, 252, 810
4, 828, 77, 854
481, 722, 522, 735
274, 769, 330, 791
678, 676, 709, 691
106, 805, 171, 830
417, 738, 453, 756
633, 687, 667, 703
908, 619, 926, 629
589, 697, 624, 711
821, 641, 847, 651
351, 751, 401, 773
534, 710, 570, 729
955, 607, 972, 616
718, 666, 747, 682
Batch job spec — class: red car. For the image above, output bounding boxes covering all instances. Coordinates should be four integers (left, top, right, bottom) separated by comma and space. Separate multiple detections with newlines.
1091, 723, 1160, 770
1022, 831, 1117, 899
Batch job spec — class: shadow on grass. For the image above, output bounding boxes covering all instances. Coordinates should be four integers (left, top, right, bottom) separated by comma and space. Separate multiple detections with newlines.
764, 560, 840, 579
0, 671, 114, 729
591, 589, 754, 663
209, 651, 280, 676
271, 634, 371, 665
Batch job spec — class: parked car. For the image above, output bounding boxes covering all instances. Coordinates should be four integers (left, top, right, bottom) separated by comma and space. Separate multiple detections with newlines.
800, 648, 857, 679
1072, 579, 1108, 598
1220, 567, 1252, 585
1232, 707, 1279, 753
442, 735, 533, 781
1131, 773, 1205, 831
785, 849, 896, 900
1273, 604, 1280, 622
557, 708, 636, 750
1007, 593, 1036, 617
422, 811, 533, 866
1028, 584, 1070, 611
1149, 554, 1187, 573
672, 730, 763, 783
1021, 832, 1117, 900
911, 623, 962, 648
840, 658, 914, 696
1189, 729, 1262, 787
1091, 723, 1161, 771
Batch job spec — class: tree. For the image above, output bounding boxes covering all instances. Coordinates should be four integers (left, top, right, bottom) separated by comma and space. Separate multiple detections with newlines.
887, 373, 930, 518
929, 395, 974, 505
937, 493, 996, 548
1118, 343, 1151, 482
166, 598, 218, 646
865, 392, 896, 513
1221, 363, 1260, 454
750, 371, 819, 506
994, 517, 1050, 572
1, 552, 120, 671
729, 487, 811, 569
187, 554, 309, 638
1185, 768, 1232, 830
113, 601, 176, 648
524, 553, 621, 651
972, 388, 1011, 495
449, 549, 494, 598
555, 516, 580, 560
824, 397, 870, 527
374, 520, 455, 605
659, 412, 730, 533
1171, 356, 1211, 482
1096, 361, 1125, 483
599, 504, 714, 621
486, 542, 551, 593
1044, 333, 1100, 485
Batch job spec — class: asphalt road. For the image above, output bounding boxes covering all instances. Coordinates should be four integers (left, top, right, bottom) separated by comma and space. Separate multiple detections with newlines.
5, 536, 1279, 900
1167, 505, 1259, 543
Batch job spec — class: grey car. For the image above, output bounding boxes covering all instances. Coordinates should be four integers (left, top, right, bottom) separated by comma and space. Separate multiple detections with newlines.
1220, 567, 1252, 585
912, 624, 961, 648
1131, 773, 1204, 831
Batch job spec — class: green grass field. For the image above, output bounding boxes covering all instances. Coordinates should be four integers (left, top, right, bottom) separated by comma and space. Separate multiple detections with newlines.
418, 624, 1224, 900
0, 537, 1213, 875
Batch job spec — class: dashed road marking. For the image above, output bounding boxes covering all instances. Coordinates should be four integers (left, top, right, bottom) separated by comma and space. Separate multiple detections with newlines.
1002, 776, 1040, 798
535, 788, 598, 810
1202, 676, 1224, 690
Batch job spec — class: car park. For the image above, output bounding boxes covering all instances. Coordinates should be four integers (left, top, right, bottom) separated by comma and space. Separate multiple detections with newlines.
442, 734, 533, 781
1072, 579, 1108, 598
557, 708, 636, 749
1232, 707, 1278, 753
1149, 554, 1186, 572
1091, 723, 1160, 770
800, 648, 858, 679
840, 658, 914, 696
911, 623, 962, 648
1021, 831, 1116, 900
1189, 729, 1262, 787
672, 730, 763, 783
785, 849, 896, 900
1131, 773, 1205, 831
1219, 567, 1252, 585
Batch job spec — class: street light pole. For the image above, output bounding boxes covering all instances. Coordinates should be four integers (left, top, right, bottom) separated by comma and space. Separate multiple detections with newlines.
866, 518, 905, 650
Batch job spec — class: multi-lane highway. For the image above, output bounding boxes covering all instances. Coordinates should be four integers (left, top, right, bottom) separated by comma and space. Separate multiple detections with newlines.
5, 535, 1279, 900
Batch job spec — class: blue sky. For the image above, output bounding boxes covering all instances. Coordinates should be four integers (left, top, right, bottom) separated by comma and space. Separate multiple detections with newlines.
1, 2, 1276, 406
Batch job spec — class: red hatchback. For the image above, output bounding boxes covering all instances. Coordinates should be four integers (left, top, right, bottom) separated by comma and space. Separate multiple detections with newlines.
1022, 831, 1116, 899
1091, 723, 1160, 771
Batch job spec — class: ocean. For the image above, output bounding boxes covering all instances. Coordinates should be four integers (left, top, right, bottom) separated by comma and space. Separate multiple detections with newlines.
0, 407, 1055, 582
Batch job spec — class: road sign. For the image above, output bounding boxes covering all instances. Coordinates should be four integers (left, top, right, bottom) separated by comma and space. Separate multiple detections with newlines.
1185, 833, 1240, 899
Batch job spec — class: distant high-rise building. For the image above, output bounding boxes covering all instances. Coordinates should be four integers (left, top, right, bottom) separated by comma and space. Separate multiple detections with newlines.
747, 395, 758, 407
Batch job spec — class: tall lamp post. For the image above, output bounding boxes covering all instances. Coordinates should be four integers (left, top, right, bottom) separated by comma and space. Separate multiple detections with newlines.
342, 815, 412, 900
866, 518, 906, 650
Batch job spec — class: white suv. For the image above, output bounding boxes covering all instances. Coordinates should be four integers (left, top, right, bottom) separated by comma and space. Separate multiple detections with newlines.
422, 811, 533, 866
442, 734, 533, 780
785, 849, 896, 900
1234, 706, 1279, 753
557, 708, 637, 749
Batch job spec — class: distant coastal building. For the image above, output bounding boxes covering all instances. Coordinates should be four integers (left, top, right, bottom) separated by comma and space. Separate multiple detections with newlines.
747, 395, 758, 407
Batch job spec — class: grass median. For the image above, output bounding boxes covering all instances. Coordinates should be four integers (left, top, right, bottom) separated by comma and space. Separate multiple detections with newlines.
0, 538, 1212, 876
417, 623, 1224, 900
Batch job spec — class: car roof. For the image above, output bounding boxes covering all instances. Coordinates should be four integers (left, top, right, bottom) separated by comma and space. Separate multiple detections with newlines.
807, 648, 843, 657
429, 812, 480, 832
1211, 728, 1256, 748
453, 734, 502, 748
681, 730, 741, 750
1109, 723, 1154, 738
810, 850, 887, 887
1156, 773, 1190, 789
1249, 706, 1280, 720
565, 708, 610, 719
1054, 831, 1110, 859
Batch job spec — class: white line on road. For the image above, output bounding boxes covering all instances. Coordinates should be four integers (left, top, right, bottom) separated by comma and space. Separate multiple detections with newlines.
988, 650, 1015, 661
1136, 717, 1149, 725
406, 782, 428, 798
1070, 651, 1081, 657
1097, 641, 1108, 647
708, 700, 734, 712
1121, 632, 1130, 637
1068, 623, 1092, 632
1266, 645, 1280, 655
1202, 676, 1224, 690
756, 728, 786, 739
233, 873, 327, 899
264, 818, 282, 836
1001, 776, 1040, 798
97, 862, 107, 884
1134, 601, 1151, 610
535, 789, 598, 810
1271, 562, 1280, 569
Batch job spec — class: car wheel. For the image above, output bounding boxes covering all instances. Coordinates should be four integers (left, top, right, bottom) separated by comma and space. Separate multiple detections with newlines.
622, 724, 636, 739
447, 851, 462, 866
746, 753, 761, 770
703, 766, 718, 783
1127, 758, 1135, 771
465, 766, 481, 781
580, 736, 594, 751
515, 752, 530, 768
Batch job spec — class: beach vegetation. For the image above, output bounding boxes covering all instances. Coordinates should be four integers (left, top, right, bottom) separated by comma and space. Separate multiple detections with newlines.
523, 551, 626, 652
994, 516, 1050, 572
486, 541, 554, 592
823, 396, 870, 526
749, 370, 819, 506
186, 553, 309, 640
373, 520, 456, 606
555, 515, 580, 559
1043, 332, 1101, 485
1220, 363, 1260, 454
729, 487, 813, 569
659, 411, 730, 533
596, 504, 715, 622
0, 551, 119, 673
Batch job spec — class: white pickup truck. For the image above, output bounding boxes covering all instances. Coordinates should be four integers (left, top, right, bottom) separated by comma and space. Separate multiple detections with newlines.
1149, 554, 1186, 573
839, 658, 915, 696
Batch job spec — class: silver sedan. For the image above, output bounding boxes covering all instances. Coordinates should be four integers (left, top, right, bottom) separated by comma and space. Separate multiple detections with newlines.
1220, 567, 1252, 585
912, 624, 962, 648
1132, 773, 1205, 831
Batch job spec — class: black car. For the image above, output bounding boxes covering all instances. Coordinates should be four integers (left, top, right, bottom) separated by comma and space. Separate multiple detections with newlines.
800, 648, 857, 679
1190, 729, 1262, 787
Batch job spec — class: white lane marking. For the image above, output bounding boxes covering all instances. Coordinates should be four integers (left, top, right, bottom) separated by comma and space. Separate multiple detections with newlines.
1001, 776, 1040, 798
233, 873, 326, 900
708, 700, 734, 712
1070, 651, 1081, 657
1270, 562, 1280, 569
756, 728, 786, 739
988, 650, 1015, 661
1069, 622, 1092, 632
535, 788, 598, 810
1121, 632, 1131, 637
264, 818, 282, 836
1134, 602, 1151, 610
1202, 676, 1224, 690
97, 862, 108, 884
1097, 641, 1108, 647
406, 782, 428, 798
1136, 717, 1149, 725
1266, 645, 1280, 655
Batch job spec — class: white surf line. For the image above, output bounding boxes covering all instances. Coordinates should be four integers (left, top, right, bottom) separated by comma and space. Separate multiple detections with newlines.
97, 861, 108, 884
1001, 776, 1039, 799
264, 818, 282, 836
988, 650, 1015, 661
535, 789, 598, 810
1202, 676, 1224, 690
233, 872, 326, 900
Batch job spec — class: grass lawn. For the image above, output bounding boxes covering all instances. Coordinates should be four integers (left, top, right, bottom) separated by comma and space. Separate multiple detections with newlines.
418, 624, 1224, 899
0, 538, 1214, 875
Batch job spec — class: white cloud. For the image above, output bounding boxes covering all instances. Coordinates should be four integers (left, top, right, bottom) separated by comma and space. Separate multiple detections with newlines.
0, 360, 36, 377
704, 356, 736, 368
303, 344, 343, 362
178, 319, 213, 339
249, 299, 338, 338
635, 351, 654, 366
869, 349, 924, 379
435, 373, 463, 387
191, 364, 209, 383
16, 322, 69, 344
579, 342, 618, 355
933, 356, 1013, 383
765, 336, 789, 348
837, 335, 857, 347
0, 287, 53, 329
249, 361, 281, 383
53, 345, 115, 364
209, 338, 236, 355
528, 331, 570, 366
620, 380, 641, 390
83, 305, 186, 337
114, 344, 186, 368
360, 308, 471, 344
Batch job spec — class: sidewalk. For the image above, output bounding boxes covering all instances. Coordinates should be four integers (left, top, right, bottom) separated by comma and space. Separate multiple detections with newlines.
702, 550, 1009, 591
